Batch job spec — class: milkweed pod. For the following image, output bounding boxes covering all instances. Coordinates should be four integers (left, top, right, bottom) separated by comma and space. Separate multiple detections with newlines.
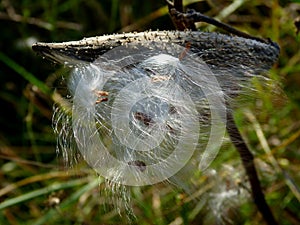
33, 30, 279, 186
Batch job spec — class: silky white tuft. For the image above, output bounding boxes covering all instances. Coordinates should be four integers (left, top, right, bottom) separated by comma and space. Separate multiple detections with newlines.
57, 42, 227, 186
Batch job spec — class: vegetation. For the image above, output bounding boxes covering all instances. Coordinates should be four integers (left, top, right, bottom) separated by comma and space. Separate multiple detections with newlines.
0, 0, 299, 224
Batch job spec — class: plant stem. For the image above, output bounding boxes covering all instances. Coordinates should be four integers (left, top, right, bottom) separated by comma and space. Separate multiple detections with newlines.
165, 1, 279, 223
226, 111, 278, 225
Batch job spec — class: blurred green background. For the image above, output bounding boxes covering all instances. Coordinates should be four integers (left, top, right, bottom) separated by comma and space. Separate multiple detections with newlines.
0, 0, 299, 224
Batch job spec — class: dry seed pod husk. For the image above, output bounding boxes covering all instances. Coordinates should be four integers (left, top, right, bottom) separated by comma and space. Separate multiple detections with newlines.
32, 31, 280, 98
32, 31, 279, 70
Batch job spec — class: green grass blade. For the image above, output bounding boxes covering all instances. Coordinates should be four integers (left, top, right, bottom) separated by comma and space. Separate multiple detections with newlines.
0, 178, 88, 210
32, 178, 100, 225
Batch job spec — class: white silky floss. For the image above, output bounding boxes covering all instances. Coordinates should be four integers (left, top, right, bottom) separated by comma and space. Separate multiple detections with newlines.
66, 42, 226, 187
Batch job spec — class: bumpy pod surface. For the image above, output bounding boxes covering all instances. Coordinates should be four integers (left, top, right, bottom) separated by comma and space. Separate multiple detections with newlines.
32, 31, 279, 70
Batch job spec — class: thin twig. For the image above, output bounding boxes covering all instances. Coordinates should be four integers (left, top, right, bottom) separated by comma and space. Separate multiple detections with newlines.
166, 0, 196, 31
226, 111, 278, 225
169, 8, 271, 44
166, 1, 279, 223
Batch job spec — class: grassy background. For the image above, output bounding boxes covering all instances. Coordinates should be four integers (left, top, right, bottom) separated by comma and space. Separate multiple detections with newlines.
0, 0, 300, 224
